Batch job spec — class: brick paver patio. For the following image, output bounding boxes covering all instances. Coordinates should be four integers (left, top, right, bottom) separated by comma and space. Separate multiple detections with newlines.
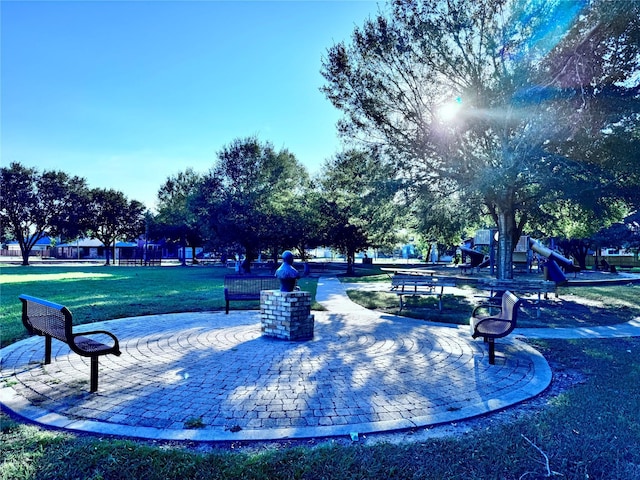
0, 277, 553, 441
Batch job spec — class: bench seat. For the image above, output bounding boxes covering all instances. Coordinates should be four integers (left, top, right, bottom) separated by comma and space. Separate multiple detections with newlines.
457, 263, 473, 273
470, 291, 521, 364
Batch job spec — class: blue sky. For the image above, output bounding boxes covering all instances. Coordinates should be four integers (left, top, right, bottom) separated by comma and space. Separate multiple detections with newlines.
2, 0, 378, 210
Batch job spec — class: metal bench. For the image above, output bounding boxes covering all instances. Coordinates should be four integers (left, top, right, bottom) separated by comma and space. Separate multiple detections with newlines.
19, 294, 121, 392
470, 291, 521, 364
390, 274, 456, 311
223, 275, 280, 314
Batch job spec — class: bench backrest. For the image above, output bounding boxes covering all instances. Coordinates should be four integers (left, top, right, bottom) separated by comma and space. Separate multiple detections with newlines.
19, 294, 72, 343
499, 291, 522, 323
224, 275, 280, 294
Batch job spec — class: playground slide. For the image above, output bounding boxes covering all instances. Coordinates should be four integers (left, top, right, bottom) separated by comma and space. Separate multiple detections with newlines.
528, 238, 575, 283
460, 246, 487, 268
477, 258, 491, 269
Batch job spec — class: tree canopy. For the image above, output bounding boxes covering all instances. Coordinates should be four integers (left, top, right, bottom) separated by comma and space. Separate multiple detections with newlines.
193, 137, 312, 265
322, 0, 640, 278
0, 162, 88, 265
318, 149, 399, 274
155, 168, 205, 265
83, 188, 146, 265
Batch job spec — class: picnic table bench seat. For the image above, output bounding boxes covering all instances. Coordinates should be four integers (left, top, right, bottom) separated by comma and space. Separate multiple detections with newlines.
381, 267, 436, 277
390, 274, 456, 311
470, 290, 522, 364
19, 294, 121, 392
477, 278, 557, 317
223, 275, 280, 314
478, 278, 557, 295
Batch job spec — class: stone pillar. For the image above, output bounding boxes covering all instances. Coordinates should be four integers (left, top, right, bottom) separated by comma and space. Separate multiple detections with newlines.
260, 290, 314, 340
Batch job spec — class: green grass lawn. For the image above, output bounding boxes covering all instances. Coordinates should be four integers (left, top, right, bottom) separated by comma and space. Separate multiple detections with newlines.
2, 265, 640, 479
3, 336, 640, 479
342, 275, 640, 329
0, 265, 319, 348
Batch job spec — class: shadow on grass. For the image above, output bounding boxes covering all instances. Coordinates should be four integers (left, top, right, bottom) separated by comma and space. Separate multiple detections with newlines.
346, 287, 640, 330
346, 290, 472, 325
3, 337, 640, 479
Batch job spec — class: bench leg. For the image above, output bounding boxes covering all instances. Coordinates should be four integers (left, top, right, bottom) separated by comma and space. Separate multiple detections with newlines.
44, 336, 52, 364
399, 295, 404, 311
90, 357, 99, 393
488, 339, 496, 365
225, 300, 229, 314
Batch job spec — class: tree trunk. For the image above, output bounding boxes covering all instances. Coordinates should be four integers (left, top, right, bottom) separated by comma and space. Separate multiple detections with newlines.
104, 245, 112, 266
243, 248, 254, 274
495, 209, 516, 280
346, 249, 355, 276
19, 236, 33, 266
574, 241, 589, 270
180, 236, 187, 267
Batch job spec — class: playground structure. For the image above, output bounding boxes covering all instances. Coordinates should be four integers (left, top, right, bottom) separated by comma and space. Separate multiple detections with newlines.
459, 231, 578, 283
528, 238, 577, 283
459, 246, 489, 269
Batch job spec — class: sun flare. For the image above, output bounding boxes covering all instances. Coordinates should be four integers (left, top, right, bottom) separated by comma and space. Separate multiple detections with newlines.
438, 97, 463, 121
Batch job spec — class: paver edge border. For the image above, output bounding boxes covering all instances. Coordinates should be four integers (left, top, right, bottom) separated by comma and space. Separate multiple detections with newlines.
0, 336, 551, 442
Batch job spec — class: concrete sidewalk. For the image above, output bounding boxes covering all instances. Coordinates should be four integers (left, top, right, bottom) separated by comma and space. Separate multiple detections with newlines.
1, 277, 557, 442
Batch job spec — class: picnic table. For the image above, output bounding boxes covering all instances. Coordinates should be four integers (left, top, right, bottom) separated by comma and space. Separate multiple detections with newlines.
389, 273, 456, 311
476, 279, 557, 318
380, 267, 436, 277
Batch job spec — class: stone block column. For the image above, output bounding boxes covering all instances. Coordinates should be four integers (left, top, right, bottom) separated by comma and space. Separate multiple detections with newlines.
260, 290, 314, 340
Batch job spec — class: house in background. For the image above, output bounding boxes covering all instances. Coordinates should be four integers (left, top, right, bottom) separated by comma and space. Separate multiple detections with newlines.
54, 238, 162, 264
55, 238, 106, 259
5, 236, 56, 258
3, 235, 178, 264
54, 238, 139, 260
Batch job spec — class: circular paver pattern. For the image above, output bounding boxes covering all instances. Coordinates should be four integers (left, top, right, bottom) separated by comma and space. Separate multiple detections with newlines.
1, 308, 550, 442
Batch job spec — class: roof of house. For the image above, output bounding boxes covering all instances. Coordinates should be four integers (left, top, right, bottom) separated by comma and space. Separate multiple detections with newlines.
7, 236, 55, 247
56, 239, 139, 248
56, 238, 104, 248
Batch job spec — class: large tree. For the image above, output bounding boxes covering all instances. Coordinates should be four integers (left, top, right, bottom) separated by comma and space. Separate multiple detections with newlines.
318, 149, 399, 275
283, 187, 325, 261
195, 137, 310, 268
155, 168, 205, 266
322, 0, 640, 279
83, 188, 146, 265
0, 162, 88, 266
